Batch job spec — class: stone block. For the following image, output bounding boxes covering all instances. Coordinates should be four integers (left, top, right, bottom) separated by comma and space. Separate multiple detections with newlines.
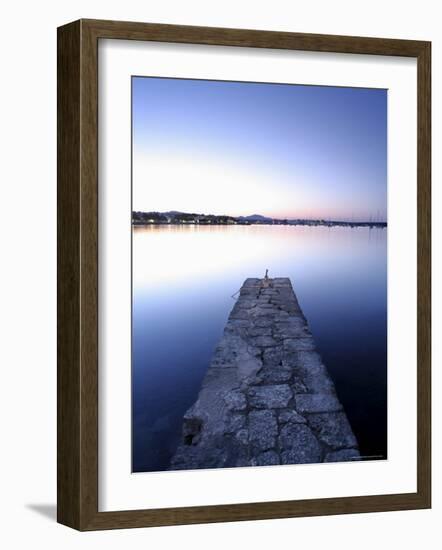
249, 409, 278, 451
279, 424, 323, 463
248, 384, 292, 409
295, 393, 343, 413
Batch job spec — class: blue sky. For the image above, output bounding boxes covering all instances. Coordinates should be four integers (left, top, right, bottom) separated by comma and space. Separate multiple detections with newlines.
132, 77, 387, 221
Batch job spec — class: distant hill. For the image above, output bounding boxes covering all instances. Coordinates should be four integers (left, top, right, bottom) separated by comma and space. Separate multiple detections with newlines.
237, 214, 274, 223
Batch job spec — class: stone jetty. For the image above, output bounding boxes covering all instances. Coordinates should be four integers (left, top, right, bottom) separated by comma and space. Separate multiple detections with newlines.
170, 277, 360, 470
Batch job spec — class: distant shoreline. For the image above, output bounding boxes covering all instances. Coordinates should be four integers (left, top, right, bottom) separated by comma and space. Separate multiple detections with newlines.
133, 221, 387, 228
132, 210, 387, 229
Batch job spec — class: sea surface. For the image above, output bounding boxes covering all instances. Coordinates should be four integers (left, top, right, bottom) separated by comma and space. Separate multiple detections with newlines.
132, 225, 387, 472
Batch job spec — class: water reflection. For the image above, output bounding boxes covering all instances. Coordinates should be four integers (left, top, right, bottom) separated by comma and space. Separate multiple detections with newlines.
132, 225, 387, 471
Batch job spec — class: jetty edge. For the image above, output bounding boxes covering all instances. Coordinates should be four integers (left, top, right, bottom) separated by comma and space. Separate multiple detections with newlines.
169, 277, 360, 470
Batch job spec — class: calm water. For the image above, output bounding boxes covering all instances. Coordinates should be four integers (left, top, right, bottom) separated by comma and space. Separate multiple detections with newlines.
132, 225, 387, 472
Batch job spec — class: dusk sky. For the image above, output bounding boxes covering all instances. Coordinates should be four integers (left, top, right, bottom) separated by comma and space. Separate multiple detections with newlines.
132, 77, 387, 221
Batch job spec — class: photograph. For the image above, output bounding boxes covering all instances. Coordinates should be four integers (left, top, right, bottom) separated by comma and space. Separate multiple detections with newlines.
131, 76, 388, 473
54, 12, 432, 534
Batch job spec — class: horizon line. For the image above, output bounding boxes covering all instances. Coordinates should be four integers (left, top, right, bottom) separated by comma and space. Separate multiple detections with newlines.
132, 209, 387, 224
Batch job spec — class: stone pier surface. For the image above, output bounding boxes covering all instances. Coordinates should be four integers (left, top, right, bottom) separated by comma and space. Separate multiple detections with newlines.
169, 277, 360, 470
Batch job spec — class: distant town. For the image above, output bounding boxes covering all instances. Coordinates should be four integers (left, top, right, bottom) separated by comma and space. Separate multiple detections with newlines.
132, 211, 387, 228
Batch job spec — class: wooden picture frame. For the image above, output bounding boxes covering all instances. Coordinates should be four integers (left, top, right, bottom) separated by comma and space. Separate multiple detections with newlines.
57, 19, 431, 530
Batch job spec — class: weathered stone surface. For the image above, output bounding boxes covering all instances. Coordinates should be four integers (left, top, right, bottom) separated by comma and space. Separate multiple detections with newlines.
292, 377, 308, 394
171, 442, 228, 470
235, 429, 249, 445
279, 424, 323, 464
302, 373, 336, 394
250, 335, 279, 348
262, 347, 283, 367
278, 409, 306, 424
230, 308, 250, 320
284, 337, 315, 352
249, 409, 278, 451
169, 277, 359, 471
200, 366, 238, 388
256, 450, 280, 466
182, 419, 202, 446
247, 327, 272, 337
223, 389, 247, 411
260, 367, 292, 383
224, 413, 246, 434
254, 318, 274, 328
306, 412, 358, 450
248, 385, 293, 409
295, 393, 343, 413
274, 318, 310, 338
